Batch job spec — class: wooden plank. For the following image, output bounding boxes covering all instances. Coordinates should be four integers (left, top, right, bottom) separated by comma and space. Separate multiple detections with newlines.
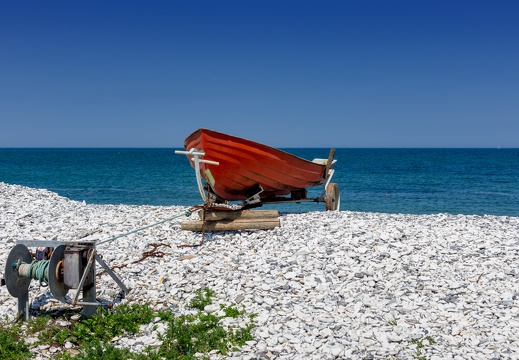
198, 209, 279, 221
181, 218, 280, 232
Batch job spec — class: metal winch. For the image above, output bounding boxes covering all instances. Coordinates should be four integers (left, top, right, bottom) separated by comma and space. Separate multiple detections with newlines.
2, 240, 129, 320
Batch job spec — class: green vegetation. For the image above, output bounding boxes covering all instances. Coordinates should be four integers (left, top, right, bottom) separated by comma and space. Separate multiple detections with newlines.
387, 318, 398, 326
0, 288, 256, 359
0, 320, 32, 360
188, 288, 215, 311
411, 335, 437, 360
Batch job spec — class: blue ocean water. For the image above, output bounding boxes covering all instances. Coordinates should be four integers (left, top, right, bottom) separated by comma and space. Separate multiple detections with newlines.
1, 148, 518, 216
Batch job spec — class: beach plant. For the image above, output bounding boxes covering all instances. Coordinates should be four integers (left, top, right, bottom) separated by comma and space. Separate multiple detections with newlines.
0, 287, 255, 359
60, 341, 159, 360
410, 335, 437, 360
26, 315, 52, 334
221, 303, 243, 318
0, 318, 32, 359
32, 303, 154, 347
71, 303, 155, 344
189, 287, 215, 310
387, 318, 398, 326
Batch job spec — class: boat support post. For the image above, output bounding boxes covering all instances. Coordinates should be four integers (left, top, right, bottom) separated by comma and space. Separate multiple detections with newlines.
175, 149, 220, 203
318, 148, 337, 200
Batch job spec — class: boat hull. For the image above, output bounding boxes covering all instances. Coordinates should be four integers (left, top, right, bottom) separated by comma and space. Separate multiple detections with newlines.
183, 129, 329, 201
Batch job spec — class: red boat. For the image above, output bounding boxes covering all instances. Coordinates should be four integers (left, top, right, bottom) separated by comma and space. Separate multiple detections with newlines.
176, 128, 340, 210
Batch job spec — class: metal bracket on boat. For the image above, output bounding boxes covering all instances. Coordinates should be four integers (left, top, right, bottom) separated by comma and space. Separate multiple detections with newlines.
317, 148, 337, 200
317, 168, 336, 205
324, 168, 335, 189
243, 184, 264, 207
175, 149, 219, 202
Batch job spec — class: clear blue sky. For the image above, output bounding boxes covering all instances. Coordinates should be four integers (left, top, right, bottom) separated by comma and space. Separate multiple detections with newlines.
1, 0, 518, 148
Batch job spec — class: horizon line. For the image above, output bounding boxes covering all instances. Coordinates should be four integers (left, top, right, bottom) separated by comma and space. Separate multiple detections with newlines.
1, 146, 517, 150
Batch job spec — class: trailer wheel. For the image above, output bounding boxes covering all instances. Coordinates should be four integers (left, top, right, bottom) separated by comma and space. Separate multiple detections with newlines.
325, 183, 340, 211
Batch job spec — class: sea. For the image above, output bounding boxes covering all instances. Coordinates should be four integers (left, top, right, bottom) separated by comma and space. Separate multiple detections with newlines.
1, 148, 518, 216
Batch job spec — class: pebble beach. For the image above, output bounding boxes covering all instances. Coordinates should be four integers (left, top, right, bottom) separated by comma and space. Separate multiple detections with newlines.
1, 182, 519, 359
